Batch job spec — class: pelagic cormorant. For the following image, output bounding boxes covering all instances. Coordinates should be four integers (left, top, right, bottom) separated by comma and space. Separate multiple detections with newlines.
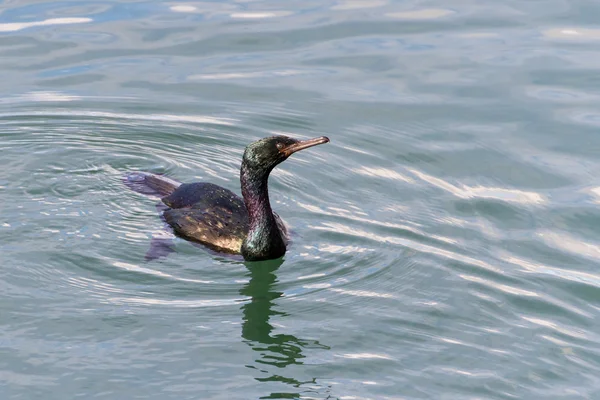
125, 135, 329, 261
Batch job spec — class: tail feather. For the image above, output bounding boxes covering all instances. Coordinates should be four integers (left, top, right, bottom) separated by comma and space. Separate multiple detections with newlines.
123, 172, 182, 197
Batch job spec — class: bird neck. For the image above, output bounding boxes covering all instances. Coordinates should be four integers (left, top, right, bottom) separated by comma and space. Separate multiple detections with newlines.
240, 163, 286, 261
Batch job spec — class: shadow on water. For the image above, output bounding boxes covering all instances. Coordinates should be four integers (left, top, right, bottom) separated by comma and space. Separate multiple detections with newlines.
240, 259, 332, 399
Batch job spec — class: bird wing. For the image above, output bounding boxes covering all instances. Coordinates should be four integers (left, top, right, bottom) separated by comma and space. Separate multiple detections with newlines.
159, 182, 249, 253
161, 182, 245, 210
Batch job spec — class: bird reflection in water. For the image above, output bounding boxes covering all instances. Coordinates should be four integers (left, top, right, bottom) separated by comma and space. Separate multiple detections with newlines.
239, 259, 331, 399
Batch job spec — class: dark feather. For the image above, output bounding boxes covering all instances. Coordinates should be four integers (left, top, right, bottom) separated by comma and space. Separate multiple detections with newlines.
123, 172, 181, 197
163, 208, 248, 253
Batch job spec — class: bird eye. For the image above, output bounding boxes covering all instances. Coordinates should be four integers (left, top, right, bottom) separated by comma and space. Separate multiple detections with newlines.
276, 142, 284, 150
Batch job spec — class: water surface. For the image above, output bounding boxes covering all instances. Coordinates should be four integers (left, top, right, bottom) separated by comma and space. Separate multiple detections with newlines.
2, 0, 600, 399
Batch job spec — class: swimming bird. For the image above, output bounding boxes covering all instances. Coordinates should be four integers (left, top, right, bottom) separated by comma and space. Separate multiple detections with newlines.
124, 135, 329, 261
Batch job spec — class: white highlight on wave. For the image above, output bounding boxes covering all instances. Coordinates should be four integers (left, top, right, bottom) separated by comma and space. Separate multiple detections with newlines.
0, 92, 142, 104
190, 70, 304, 80
386, 9, 454, 20
330, 288, 397, 299
522, 316, 590, 340
170, 5, 198, 12
0, 109, 236, 126
459, 274, 539, 297
300, 201, 458, 246
543, 28, 600, 40
508, 254, 600, 292
409, 168, 546, 205
0, 18, 92, 32
353, 166, 413, 183
169, 4, 291, 19
537, 230, 600, 261
337, 353, 394, 360
107, 297, 244, 307
24, 91, 81, 102
112, 261, 214, 284
316, 221, 500, 273
230, 12, 292, 19
331, 0, 387, 11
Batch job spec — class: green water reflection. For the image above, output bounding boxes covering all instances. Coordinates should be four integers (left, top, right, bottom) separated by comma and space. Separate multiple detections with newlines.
240, 259, 330, 399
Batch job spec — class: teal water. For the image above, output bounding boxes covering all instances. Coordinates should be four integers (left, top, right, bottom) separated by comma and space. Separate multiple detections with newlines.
2, 1, 600, 399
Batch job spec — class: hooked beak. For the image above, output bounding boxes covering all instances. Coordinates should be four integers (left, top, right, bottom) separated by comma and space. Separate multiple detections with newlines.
281, 136, 330, 157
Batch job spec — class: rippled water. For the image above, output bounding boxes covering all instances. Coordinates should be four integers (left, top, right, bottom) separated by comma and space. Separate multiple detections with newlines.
2, 0, 600, 399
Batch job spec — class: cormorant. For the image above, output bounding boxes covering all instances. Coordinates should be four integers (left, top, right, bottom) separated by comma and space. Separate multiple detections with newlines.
124, 135, 329, 261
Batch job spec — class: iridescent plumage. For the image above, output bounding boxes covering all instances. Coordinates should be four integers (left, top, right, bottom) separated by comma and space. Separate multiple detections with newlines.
125, 135, 329, 261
